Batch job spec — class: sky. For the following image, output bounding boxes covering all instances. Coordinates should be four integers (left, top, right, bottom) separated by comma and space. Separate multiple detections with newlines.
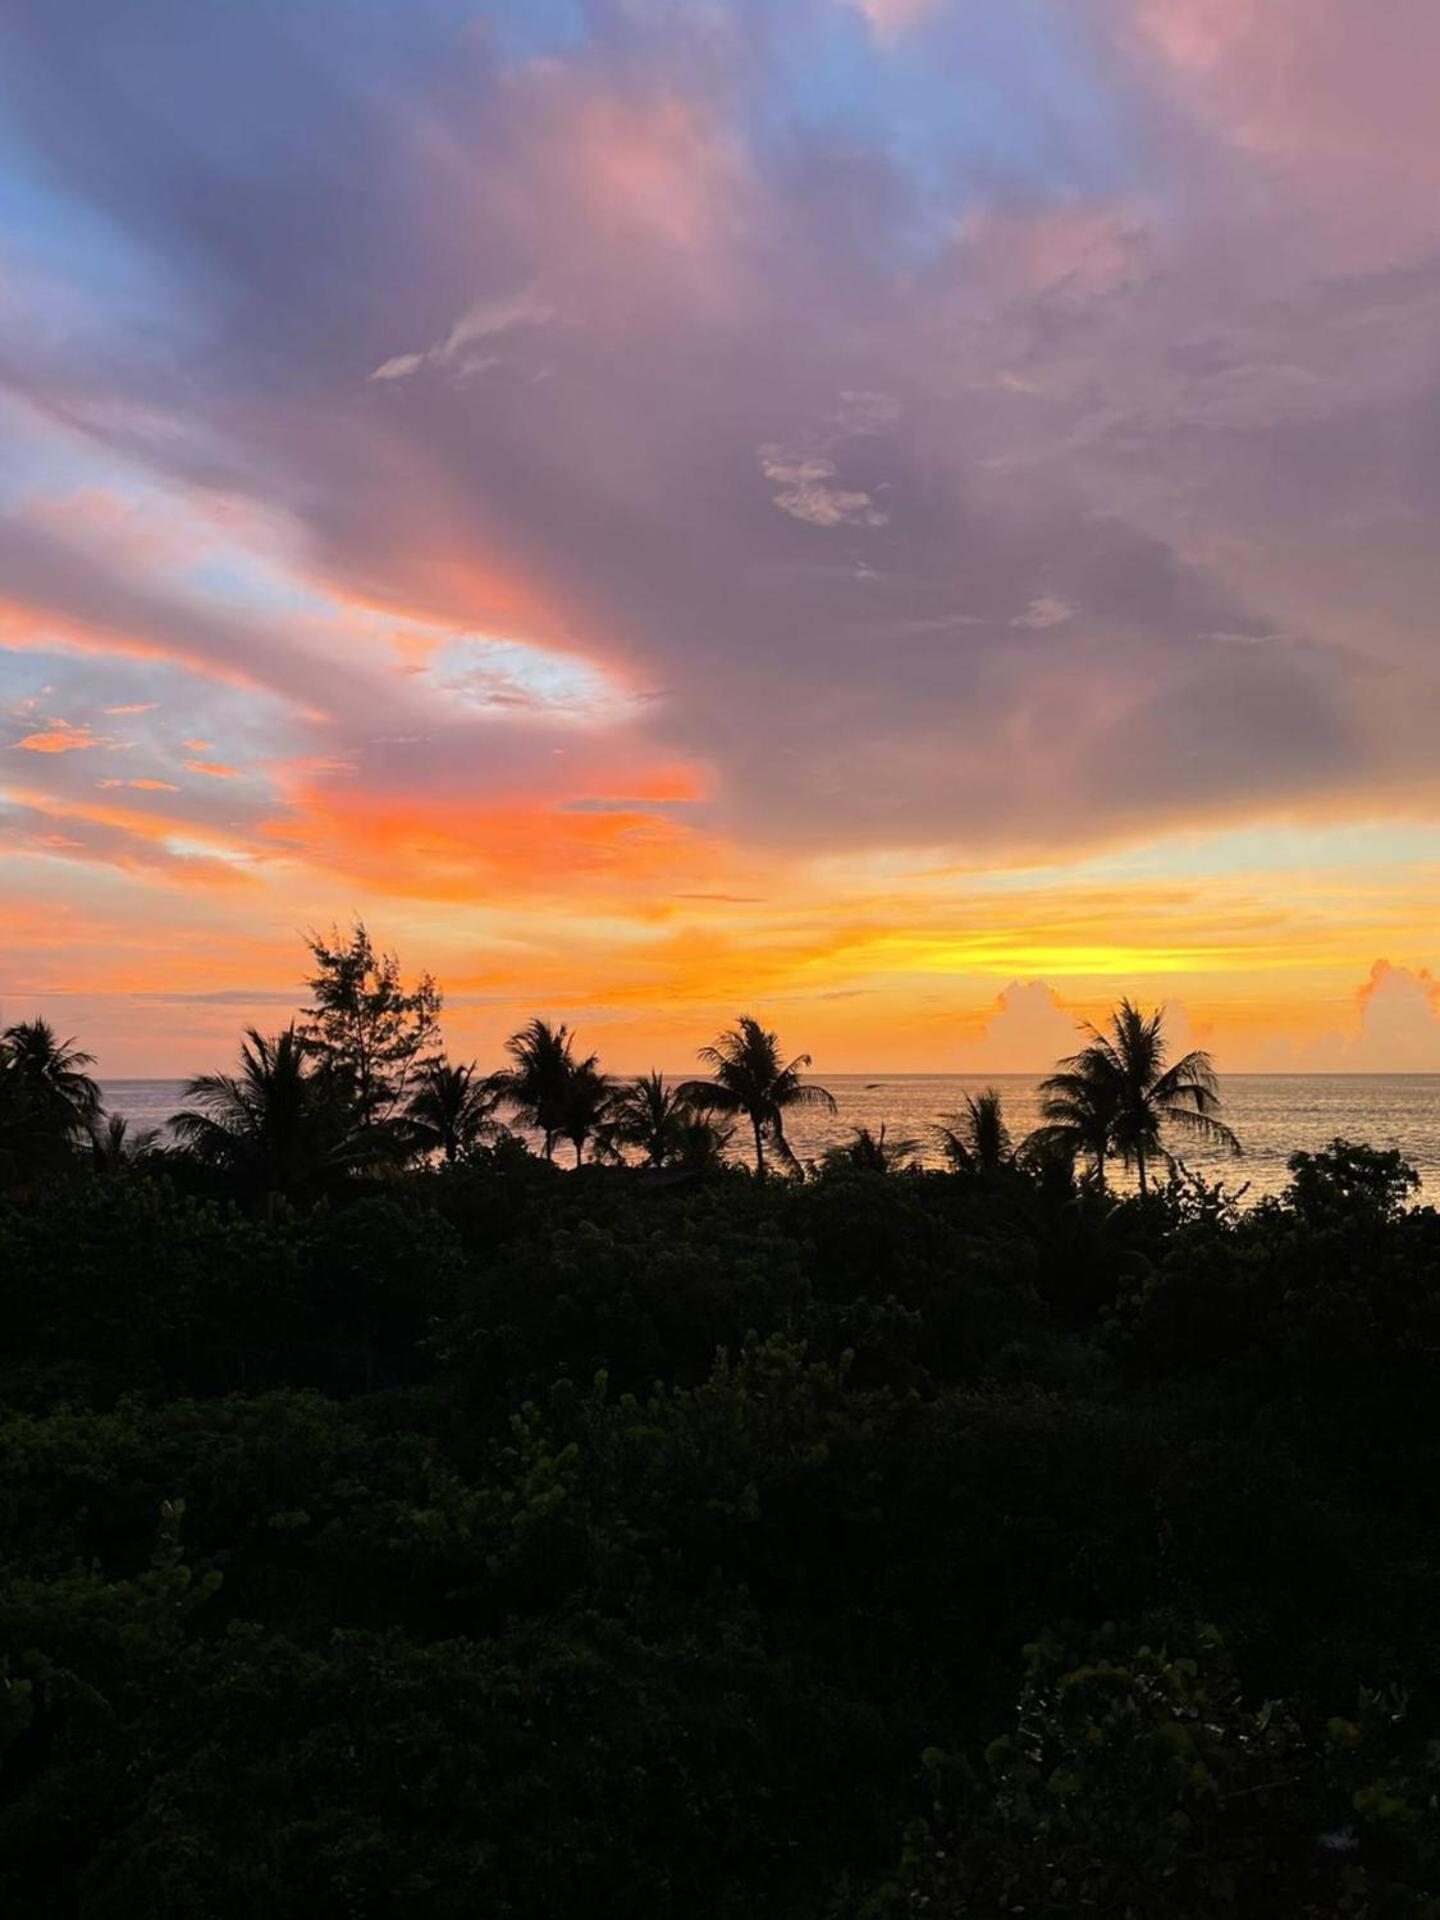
2, 0, 1440, 1076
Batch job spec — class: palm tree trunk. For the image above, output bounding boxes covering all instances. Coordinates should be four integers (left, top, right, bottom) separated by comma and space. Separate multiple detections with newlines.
751, 1113, 766, 1176
1137, 1145, 1148, 1195
1095, 1148, 1106, 1191
574, 1138, 584, 1169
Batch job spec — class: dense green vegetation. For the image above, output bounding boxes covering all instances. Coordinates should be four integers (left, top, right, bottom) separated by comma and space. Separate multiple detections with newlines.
2, 934, 1438, 1916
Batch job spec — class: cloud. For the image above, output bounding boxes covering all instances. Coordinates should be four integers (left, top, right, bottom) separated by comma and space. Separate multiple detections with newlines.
369, 353, 426, 383
1336, 960, 1440, 1071
368, 286, 556, 383
1, 0, 1439, 1069
847, 0, 946, 38
1012, 596, 1073, 629
1130, 0, 1440, 265
955, 980, 1083, 1071
10, 0, 1425, 875
757, 447, 889, 529
13, 722, 107, 754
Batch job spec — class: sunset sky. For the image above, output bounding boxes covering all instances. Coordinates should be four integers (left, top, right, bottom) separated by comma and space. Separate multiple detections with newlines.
3, 0, 1439, 1075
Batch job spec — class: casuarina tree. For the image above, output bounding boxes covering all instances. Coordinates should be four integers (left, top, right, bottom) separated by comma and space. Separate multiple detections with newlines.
302, 921, 442, 1125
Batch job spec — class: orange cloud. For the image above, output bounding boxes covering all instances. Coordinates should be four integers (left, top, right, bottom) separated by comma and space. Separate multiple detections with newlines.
0, 781, 260, 888
13, 722, 105, 754
185, 760, 241, 778
271, 776, 717, 903
0, 595, 265, 694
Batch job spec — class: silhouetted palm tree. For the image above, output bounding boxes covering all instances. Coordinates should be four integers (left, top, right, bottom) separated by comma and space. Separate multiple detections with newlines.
1028, 1062, 1120, 1189
495, 1018, 593, 1162
1041, 1000, 1240, 1193
170, 1026, 365, 1208
933, 1087, 1013, 1174
557, 1060, 614, 1168
2, 1018, 102, 1148
609, 1072, 696, 1168
674, 1113, 736, 1171
89, 1111, 159, 1171
820, 1123, 921, 1176
677, 1016, 836, 1174
407, 1058, 501, 1164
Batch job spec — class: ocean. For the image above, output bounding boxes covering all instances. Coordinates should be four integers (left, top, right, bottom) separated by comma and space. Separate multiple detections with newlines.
103, 1073, 1440, 1202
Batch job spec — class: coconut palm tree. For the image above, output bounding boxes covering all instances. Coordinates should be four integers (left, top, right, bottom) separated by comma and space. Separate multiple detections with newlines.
88, 1111, 160, 1172
1028, 1060, 1121, 1189
170, 1026, 365, 1208
674, 1113, 736, 1171
557, 1060, 615, 1168
609, 1071, 698, 1168
1042, 1000, 1240, 1194
819, 1123, 921, 1176
932, 1087, 1013, 1174
494, 1018, 593, 1162
407, 1058, 502, 1164
677, 1016, 836, 1175
1, 1018, 102, 1147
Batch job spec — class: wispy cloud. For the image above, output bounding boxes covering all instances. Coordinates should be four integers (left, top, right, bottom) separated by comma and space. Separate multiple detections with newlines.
369, 286, 556, 382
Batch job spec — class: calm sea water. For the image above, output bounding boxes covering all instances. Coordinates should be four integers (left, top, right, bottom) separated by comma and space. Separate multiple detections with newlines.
103, 1074, 1440, 1202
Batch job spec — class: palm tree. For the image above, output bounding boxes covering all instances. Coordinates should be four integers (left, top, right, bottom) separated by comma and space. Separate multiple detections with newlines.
820, 1123, 921, 1176
557, 1060, 614, 1168
89, 1111, 159, 1171
407, 1058, 501, 1164
1028, 1061, 1120, 1189
1042, 1000, 1240, 1194
609, 1071, 697, 1168
677, 1016, 836, 1175
170, 1026, 364, 1208
674, 1113, 736, 1171
1, 1018, 102, 1147
495, 1018, 592, 1162
932, 1087, 1013, 1174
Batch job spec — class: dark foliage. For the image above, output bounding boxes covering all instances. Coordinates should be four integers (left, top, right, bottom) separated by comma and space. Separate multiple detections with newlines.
1, 1016, 1437, 1913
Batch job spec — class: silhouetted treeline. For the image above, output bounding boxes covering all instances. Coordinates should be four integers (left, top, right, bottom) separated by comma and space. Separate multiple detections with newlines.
1, 930, 1437, 1916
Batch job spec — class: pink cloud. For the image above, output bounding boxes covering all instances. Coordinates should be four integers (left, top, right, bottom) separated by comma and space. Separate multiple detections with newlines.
846, 0, 946, 39
1131, 0, 1440, 263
